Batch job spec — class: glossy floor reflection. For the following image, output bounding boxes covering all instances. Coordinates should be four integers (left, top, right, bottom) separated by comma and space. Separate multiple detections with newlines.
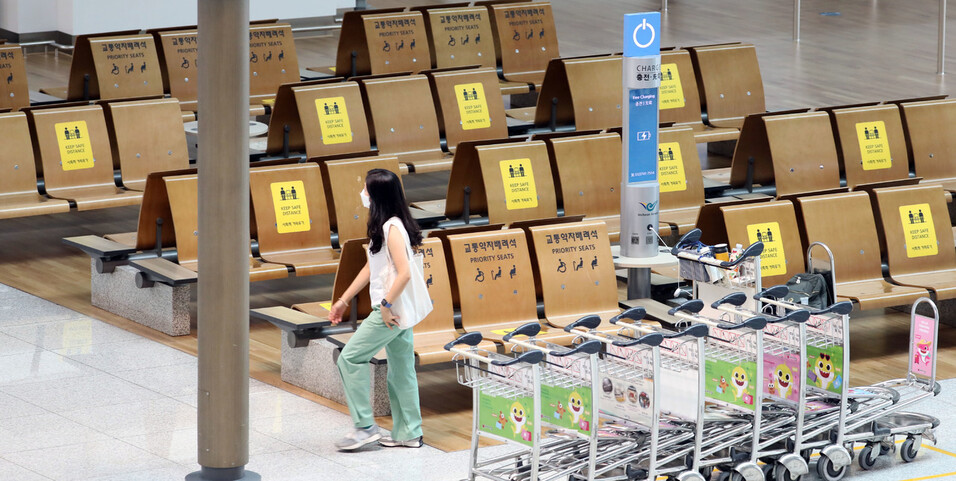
0, 282, 953, 481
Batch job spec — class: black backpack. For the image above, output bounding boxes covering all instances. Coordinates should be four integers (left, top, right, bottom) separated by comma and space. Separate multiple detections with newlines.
782, 273, 830, 310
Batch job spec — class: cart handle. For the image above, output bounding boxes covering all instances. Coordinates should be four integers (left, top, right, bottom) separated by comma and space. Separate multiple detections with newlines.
443, 332, 484, 351
551, 339, 603, 357
609, 306, 647, 324
711, 292, 748, 309
502, 322, 541, 341
670, 228, 702, 253
564, 314, 602, 332
811, 300, 853, 316
611, 332, 664, 347
668, 299, 704, 316
673, 323, 709, 338
491, 350, 544, 366
717, 315, 768, 331
754, 284, 789, 300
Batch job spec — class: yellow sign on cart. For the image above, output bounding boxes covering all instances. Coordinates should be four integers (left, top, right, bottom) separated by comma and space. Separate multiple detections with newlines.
499, 159, 538, 210
855, 121, 892, 171
270, 180, 311, 234
898, 203, 937, 258
657, 141, 687, 192
659, 63, 685, 110
55, 121, 95, 171
455, 82, 491, 130
315, 96, 353, 145
746, 221, 787, 277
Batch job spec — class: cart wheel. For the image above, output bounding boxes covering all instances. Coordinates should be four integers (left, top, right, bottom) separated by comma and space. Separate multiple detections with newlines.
774, 463, 800, 481
901, 437, 920, 463
859, 445, 878, 470
716, 472, 730, 481
730, 472, 744, 481
844, 444, 855, 461
761, 463, 774, 481
700, 467, 714, 481
815, 455, 848, 481
879, 443, 895, 456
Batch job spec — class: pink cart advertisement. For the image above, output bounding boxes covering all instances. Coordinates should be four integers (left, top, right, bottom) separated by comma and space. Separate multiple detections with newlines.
911, 314, 936, 377
763, 351, 801, 403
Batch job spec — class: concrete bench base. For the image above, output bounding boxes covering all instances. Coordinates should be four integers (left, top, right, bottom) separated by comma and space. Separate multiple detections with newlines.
90, 260, 191, 336
281, 338, 391, 417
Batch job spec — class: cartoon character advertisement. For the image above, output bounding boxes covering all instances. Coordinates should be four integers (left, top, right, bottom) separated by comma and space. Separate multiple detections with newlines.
911, 314, 936, 377
807, 346, 844, 395
479, 393, 535, 446
541, 384, 592, 435
763, 351, 801, 403
705, 359, 757, 411
599, 374, 653, 425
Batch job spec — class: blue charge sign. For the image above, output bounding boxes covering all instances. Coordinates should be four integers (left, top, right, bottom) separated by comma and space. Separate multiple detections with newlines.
622, 13, 661, 183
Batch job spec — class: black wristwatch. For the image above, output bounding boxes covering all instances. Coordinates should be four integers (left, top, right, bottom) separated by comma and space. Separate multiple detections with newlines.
381, 299, 393, 309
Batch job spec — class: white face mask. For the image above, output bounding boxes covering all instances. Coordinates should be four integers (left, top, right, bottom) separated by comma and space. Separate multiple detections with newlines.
360, 188, 371, 208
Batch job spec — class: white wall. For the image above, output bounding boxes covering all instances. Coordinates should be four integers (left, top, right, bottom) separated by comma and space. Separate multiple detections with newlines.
2, 0, 352, 36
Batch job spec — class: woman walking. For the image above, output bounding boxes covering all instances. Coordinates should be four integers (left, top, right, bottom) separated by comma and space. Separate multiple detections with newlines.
329, 169, 425, 451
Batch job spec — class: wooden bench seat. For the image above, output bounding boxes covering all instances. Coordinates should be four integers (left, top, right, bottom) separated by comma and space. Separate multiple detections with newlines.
61, 32, 164, 102
102, 98, 190, 191
718, 200, 806, 287
899, 99, 956, 193
321, 155, 404, 244
25, 104, 142, 210
829, 104, 910, 189
687, 43, 766, 130
0, 113, 71, 219
796, 191, 928, 310
660, 49, 739, 143
0, 44, 29, 111
486, 2, 559, 90
871, 184, 956, 300
427, 67, 509, 152
249, 163, 339, 276
359, 74, 452, 173
658, 126, 706, 235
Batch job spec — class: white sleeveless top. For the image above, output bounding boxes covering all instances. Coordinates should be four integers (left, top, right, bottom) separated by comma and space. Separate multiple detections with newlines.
367, 217, 411, 306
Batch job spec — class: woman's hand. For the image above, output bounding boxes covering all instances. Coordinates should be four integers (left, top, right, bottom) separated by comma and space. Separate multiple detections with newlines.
328, 299, 347, 325
381, 306, 401, 330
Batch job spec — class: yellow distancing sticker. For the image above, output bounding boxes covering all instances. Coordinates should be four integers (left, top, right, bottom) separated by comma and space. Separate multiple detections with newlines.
315, 96, 353, 145
746, 221, 787, 277
657, 141, 687, 192
899, 203, 938, 258
261, 98, 275, 107
270, 180, 311, 234
455, 82, 491, 130
499, 158, 538, 210
55, 120, 95, 171
855, 120, 892, 170
659, 63, 685, 110
319, 302, 333, 311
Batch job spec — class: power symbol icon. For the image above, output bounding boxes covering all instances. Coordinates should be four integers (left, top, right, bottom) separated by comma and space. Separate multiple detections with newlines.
632, 18, 655, 49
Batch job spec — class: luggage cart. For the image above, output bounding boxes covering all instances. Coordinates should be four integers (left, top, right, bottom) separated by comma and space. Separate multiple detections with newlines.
445, 332, 547, 481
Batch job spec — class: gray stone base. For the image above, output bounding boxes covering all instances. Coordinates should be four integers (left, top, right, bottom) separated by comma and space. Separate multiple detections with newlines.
281, 338, 391, 417
90, 260, 191, 336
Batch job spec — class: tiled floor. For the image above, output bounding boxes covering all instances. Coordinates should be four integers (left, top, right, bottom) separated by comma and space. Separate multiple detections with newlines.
0, 282, 953, 481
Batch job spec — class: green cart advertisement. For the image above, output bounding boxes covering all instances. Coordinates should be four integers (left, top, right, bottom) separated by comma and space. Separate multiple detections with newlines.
541, 384, 593, 435
479, 392, 535, 446
705, 358, 758, 411
807, 345, 844, 395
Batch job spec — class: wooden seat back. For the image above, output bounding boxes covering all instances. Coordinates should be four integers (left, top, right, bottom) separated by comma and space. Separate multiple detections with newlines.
544, 132, 620, 218
528, 221, 618, 327
336, 10, 431, 77
448, 228, 539, 332
796, 192, 884, 284
266, 81, 372, 158
248, 24, 299, 102
411, 237, 456, 335
658, 126, 705, 210
428, 223, 505, 306
0, 45, 29, 111
360, 74, 443, 159
102, 98, 189, 190
0, 113, 43, 197
67, 32, 164, 101
25, 105, 117, 196
162, 174, 201, 267
420, 6, 497, 69
320, 155, 403, 244
899, 99, 956, 183
153, 28, 199, 107
532, 54, 621, 130
830, 104, 910, 189
444, 138, 528, 219
133, 168, 196, 250
658, 49, 704, 127
872, 184, 956, 278
731, 111, 840, 197
719, 200, 805, 287
427, 67, 508, 151
487, 2, 559, 84
688, 43, 765, 128
249, 163, 333, 259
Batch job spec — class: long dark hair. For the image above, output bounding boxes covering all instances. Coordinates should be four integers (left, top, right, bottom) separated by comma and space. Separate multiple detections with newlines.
366, 169, 422, 254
